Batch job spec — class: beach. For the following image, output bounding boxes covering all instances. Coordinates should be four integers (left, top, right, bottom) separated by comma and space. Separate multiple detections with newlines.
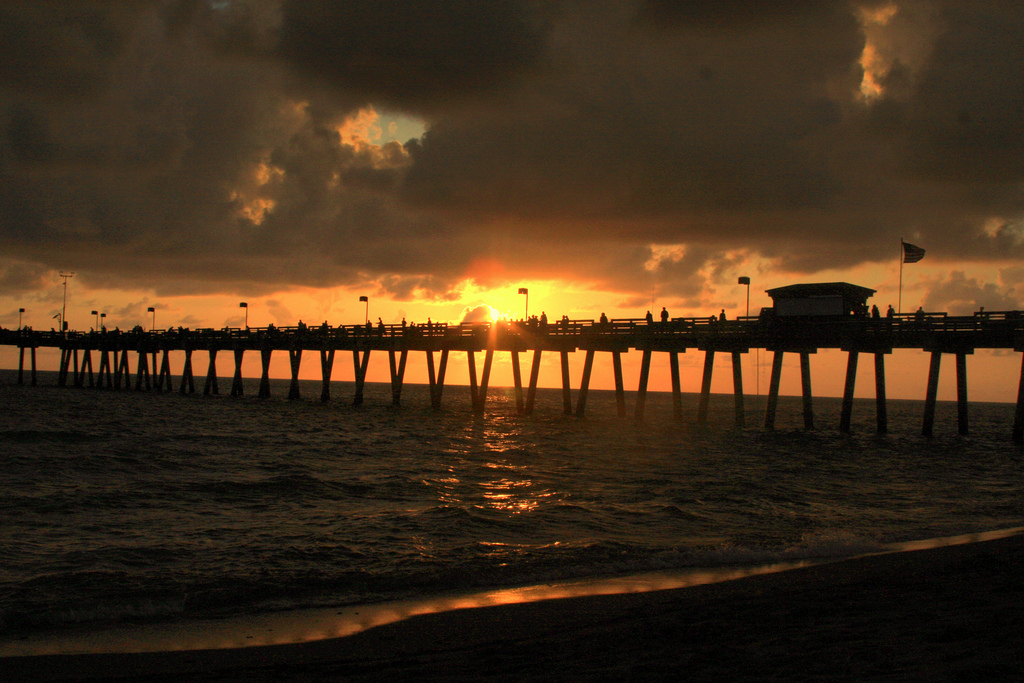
5, 533, 1022, 682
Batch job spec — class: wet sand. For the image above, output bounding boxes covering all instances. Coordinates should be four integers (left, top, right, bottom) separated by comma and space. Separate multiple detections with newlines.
5, 534, 1024, 681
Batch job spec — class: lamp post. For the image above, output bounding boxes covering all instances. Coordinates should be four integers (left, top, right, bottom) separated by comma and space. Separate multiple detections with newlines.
19, 308, 24, 329
359, 295, 368, 323
518, 287, 529, 320
53, 312, 62, 331
738, 276, 750, 317
100, 312, 106, 330
239, 302, 248, 328
738, 275, 756, 396
59, 271, 74, 332
91, 310, 99, 330
147, 306, 156, 331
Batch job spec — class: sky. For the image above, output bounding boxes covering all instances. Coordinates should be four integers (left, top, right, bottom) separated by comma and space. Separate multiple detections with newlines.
2, 1, 1024, 403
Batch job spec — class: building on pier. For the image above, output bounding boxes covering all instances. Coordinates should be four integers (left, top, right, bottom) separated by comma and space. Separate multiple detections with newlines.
765, 282, 876, 317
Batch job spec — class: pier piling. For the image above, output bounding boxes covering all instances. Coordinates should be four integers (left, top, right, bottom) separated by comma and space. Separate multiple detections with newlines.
839, 351, 859, 433
923, 351, 942, 437
800, 351, 814, 430
731, 351, 745, 427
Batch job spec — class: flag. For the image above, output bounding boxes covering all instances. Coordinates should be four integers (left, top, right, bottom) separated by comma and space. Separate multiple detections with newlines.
902, 241, 925, 263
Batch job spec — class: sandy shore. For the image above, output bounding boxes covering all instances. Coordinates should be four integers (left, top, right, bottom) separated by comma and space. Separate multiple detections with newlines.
5, 534, 1024, 681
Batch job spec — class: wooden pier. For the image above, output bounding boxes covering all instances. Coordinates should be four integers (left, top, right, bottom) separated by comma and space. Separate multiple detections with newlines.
4, 312, 1024, 439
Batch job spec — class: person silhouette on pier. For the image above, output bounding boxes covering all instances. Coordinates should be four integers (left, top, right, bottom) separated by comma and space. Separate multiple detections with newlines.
871, 305, 880, 318
886, 305, 895, 319
645, 310, 653, 324
719, 309, 726, 321
660, 307, 669, 323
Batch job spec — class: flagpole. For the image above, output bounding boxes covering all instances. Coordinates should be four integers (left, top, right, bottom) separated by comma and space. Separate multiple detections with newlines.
898, 238, 904, 314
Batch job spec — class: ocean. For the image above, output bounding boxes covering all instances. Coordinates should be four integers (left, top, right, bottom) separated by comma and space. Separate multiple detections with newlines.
2, 371, 1023, 655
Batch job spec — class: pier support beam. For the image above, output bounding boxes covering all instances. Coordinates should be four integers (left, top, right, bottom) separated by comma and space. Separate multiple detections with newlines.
352, 349, 370, 406
956, 352, 969, 436
180, 349, 195, 394
511, 351, 524, 414
259, 349, 272, 398
18, 346, 39, 386
230, 349, 244, 397
78, 349, 95, 388
481, 350, 493, 412
203, 349, 219, 396
635, 349, 652, 421
320, 349, 335, 403
764, 350, 784, 430
467, 351, 478, 411
839, 351, 859, 433
800, 352, 814, 430
58, 348, 71, 387
1014, 352, 1024, 443
612, 352, 626, 418
387, 350, 408, 406
156, 350, 172, 392
525, 349, 542, 415
115, 350, 131, 390
922, 351, 941, 437
874, 353, 888, 434
560, 351, 572, 415
698, 350, 715, 426
732, 351, 745, 428
426, 349, 448, 410
98, 350, 112, 389
670, 352, 683, 422
466, 349, 494, 413
288, 348, 302, 400
575, 349, 595, 417
136, 350, 151, 391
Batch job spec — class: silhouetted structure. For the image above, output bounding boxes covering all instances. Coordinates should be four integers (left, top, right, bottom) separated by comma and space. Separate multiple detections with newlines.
4, 296, 1024, 440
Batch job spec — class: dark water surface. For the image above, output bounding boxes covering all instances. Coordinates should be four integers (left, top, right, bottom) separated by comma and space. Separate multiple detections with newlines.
2, 372, 1023, 647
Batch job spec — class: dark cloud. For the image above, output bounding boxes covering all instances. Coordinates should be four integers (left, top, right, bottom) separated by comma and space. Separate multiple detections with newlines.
0, 3, 149, 96
277, 0, 551, 112
898, 4, 1024, 184
0, 1, 1023, 306
636, 0, 841, 30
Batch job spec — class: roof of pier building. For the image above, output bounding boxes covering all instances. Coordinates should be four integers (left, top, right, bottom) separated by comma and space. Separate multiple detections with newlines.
765, 282, 876, 317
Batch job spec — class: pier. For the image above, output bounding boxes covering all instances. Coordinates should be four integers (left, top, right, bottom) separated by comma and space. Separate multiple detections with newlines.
4, 310, 1024, 439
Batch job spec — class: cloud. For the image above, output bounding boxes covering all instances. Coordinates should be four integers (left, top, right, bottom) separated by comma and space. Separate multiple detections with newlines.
276, 0, 551, 113
1, 1, 1023, 306
922, 270, 1022, 315
457, 304, 498, 324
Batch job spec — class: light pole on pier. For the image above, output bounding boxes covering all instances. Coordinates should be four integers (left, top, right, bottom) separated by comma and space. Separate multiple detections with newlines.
518, 287, 529, 320
738, 276, 750, 318
19, 308, 24, 329
239, 302, 248, 328
359, 295, 368, 323
148, 306, 156, 331
92, 310, 99, 330
59, 271, 74, 332
738, 275, 756, 396
100, 312, 106, 330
